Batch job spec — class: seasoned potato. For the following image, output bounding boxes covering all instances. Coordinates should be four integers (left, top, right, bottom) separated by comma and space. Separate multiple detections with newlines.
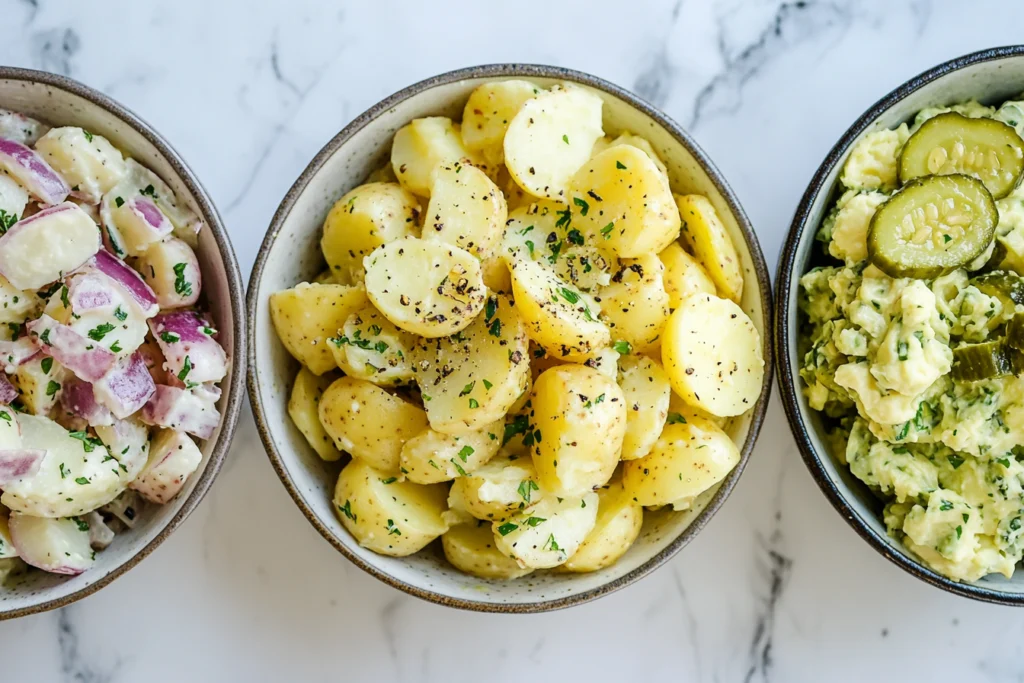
496, 164, 536, 211
598, 254, 670, 353
607, 132, 669, 181
661, 293, 764, 418
318, 377, 428, 474
320, 182, 420, 283
35, 127, 126, 203
413, 294, 530, 434
461, 80, 541, 164
504, 86, 604, 200
493, 491, 598, 569
269, 283, 368, 375
676, 194, 743, 303
510, 257, 609, 359
423, 162, 506, 258
668, 390, 727, 429
443, 521, 534, 580
365, 162, 397, 184
569, 145, 681, 258
391, 117, 481, 197
449, 453, 542, 521
659, 241, 716, 310
561, 478, 643, 572
480, 256, 511, 293
363, 237, 485, 338
329, 304, 417, 385
334, 458, 448, 556
578, 346, 620, 380
622, 415, 740, 508
400, 421, 502, 484
288, 367, 342, 461
618, 355, 671, 460
530, 364, 626, 496
313, 269, 340, 285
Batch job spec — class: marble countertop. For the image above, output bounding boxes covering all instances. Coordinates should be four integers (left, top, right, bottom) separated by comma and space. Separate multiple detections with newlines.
2, 0, 1024, 680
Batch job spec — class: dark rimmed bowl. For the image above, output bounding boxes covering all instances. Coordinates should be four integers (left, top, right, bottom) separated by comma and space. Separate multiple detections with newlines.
776, 46, 1024, 604
0, 67, 246, 619
248, 64, 773, 613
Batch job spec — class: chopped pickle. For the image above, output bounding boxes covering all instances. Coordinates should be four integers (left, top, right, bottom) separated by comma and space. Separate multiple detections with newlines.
977, 238, 1009, 274
868, 174, 998, 279
1008, 312, 1024, 351
972, 270, 1024, 307
899, 112, 1024, 198
951, 340, 1013, 381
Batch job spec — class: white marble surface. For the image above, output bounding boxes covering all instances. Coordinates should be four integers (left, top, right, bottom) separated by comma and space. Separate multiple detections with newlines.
2, 0, 1024, 680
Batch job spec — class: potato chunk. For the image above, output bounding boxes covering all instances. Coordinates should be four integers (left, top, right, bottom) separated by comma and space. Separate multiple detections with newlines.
493, 491, 598, 569
423, 163, 506, 258
676, 194, 743, 303
449, 453, 542, 521
443, 521, 534, 579
400, 421, 502, 484
390, 117, 480, 197
618, 355, 671, 460
329, 304, 417, 386
287, 367, 342, 462
561, 478, 643, 572
461, 79, 541, 164
269, 283, 367, 375
599, 254, 670, 353
659, 242, 716, 310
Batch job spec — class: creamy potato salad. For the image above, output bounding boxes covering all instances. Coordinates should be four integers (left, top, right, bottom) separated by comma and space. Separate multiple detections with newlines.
0, 109, 227, 580
801, 99, 1024, 582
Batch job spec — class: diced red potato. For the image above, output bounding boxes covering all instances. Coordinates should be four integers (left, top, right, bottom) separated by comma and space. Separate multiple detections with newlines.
134, 237, 200, 309
130, 428, 201, 504
0, 338, 41, 373
0, 374, 18, 404
0, 405, 20, 450
26, 315, 116, 383
8, 513, 94, 575
140, 384, 220, 439
0, 508, 18, 558
34, 127, 127, 205
148, 310, 226, 384
0, 274, 40, 325
89, 249, 159, 318
0, 174, 28, 219
92, 351, 155, 419
0, 138, 69, 206
13, 354, 65, 415
0, 203, 99, 289
44, 271, 149, 357
0, 450, 44, 485
0, 109, 49, 145
59, 374, 114, 427
102, 193, 172, 256
135, 339, 168, 384
121, 160, 203, 247
95, 417, 149, 481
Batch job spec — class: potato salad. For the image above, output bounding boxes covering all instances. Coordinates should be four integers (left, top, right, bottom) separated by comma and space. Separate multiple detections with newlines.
272, 80, 764, 579
0, 110, 226, 580
800, 99, 1024, 582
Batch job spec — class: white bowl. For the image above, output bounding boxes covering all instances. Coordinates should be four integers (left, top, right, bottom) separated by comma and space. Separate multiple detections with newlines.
249, 64, 773, 612
0, 67, 246, 619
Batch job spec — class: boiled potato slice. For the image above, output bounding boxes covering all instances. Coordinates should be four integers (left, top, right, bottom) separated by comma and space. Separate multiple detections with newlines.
480, 256, 511, 293
329, 304, 417, 386
320, 182, 420, 284
288, 367, 342, 461
363, 237, 486, 338
35, 127, 126, 203
569, 145, 680, 258
449, 453, 542, 521
607, 132, 669, 181
496, 164, 536, 211
493, 491, 598, 569
676, 194, 743, 303
561, 478, 643, 572
365, 162, 397, 184
269, 283, 368, 375
318, 377, 428, 474
599, 254, 670, 353
668, 390, 727, 429
333, 458, 448, 556
443, 521, 534, 580
530, 364, 626, 496
579, 346, 620, 380
391, 117, 481, 197
510, 257, 609, 359
413, 294, 530, 434
618, 355, 671, 460
423, 162, 506, 258
461, 80, 542, 163
659, 242, 716, 310
400, 421, 502, 484
661, 293, 764, 418
503, 86, 604, 200
622, 415, 740, 508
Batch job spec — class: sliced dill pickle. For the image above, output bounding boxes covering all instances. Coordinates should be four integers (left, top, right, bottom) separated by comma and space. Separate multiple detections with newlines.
868, 174, 998, 279
977, 238, 1009, 274
1008, 312, 1024, 351
972, 270, 1024, 307
951, 341, 1012, 382
1011, 348, 1024, 375
899, 112, 1024, 198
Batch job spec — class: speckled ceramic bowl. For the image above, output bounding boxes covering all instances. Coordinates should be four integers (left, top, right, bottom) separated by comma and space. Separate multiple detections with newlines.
0, 67, 245, 619
249, 64, 772, 612
777, 46, 1024, 604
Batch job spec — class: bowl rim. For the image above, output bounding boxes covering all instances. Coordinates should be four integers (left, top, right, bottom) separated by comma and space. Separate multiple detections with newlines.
775, 45, 1024, 605
248, 63, 774, 613
0, 66, 246, 620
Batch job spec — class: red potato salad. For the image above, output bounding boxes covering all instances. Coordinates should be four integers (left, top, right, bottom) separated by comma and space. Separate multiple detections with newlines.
0, 109, 226, 581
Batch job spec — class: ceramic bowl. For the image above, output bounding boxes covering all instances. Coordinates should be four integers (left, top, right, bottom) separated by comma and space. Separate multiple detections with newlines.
776, 46, 1024, 604
249, 64, 773, 612
0, 67, 245, 619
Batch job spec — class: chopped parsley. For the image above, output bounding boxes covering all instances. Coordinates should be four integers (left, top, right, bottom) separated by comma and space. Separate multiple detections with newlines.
573, 197, 589, 216
524, 516, 546, 527
69, 431, 103, 452
0, 210, 17, 233
114, 196, 125, 208
46, 381, 60, 397
600, 222, 615, 239
337, 500, 357, 522
562, 134, 569, 144
160, 331, 180, 344
177, 355, 193, 382
173, 262, 193, 297
41, 357, 53, 374
87, 323, 116, 341
83, 130, 94, 143
517, 479, 539, 504
613, 340, 632, 355
141, 184, 158, 198
114, 306, 128, 322
616, 160, 627, 170
667, 412, 687, 425
947, 454, 965, 469
459, 381, 475, 397
386, 519, 402, 536
74, 476, 90, 485
457, 445, 474, 461
497, 522, 518, 536
468, 398, 479, 409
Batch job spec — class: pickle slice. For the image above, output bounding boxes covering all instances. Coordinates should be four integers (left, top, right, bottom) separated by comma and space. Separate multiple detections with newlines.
951, 340, 1013, 382
868, 174, 998, 279
899, 113, 1024, 198
1008, 312, 1024, 351
973, 270, 1024, 307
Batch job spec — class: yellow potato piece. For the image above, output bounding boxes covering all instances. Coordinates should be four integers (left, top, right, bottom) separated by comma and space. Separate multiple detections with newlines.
599, 254, 670, 353
269, 283, 368, 375
424, 162, 506, 258
622, 416, 740, 508
658, 242, 716, 310
400, 421, 502, 484
461, 79, 542, 164
496, 164, 536, 211
287, 367, 342, 461
334, 458, 448, 557
449, 453, 543, 521
320, 182, 421, 284
661, 293, 764, 418
318, 376, 428, 474
442, 521, 534, 580
607, 132, 669, 181
329, 304, 417, 386
618, 355, 671, 461
569, 145, 680, 258
363, 237, 486, 338
365, 162, 397, 184
530, 364, 626, 496
493, 491, 598, 569
561, 478, 643, 572
668, 391, 727, 429
480, 256, 511, 293
391, 117, 481, 197
676, 194, 743, 303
